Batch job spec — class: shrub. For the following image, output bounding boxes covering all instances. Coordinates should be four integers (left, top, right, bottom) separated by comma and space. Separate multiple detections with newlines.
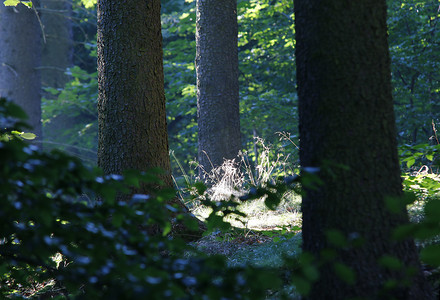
0, 98, 283, 299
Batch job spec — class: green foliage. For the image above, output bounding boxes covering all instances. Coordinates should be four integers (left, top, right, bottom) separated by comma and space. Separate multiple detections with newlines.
0, 98, 36, 142
3, 0, 32, 7
388, 0, 440, 145
161, 0, 298, 174
79, 0, 95, 9
39, 0, 439, 178
400, 143, 440, 170
161, 0, 199, 170
237, 0, 297, 150
42, 65, 98, 165
1, 99, 288, 299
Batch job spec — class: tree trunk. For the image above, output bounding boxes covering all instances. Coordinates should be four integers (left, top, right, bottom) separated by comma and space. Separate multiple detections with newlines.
40, 0, 74, 151
295, 1, 433, 299
97, 0, 183, 209
0, 2, 42, 141
40, 0, 73, 90
196, 0, 241, 175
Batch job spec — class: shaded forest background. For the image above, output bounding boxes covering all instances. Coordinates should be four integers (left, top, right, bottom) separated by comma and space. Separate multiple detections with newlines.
1, 0, 440, 298
43, 0, 439, 175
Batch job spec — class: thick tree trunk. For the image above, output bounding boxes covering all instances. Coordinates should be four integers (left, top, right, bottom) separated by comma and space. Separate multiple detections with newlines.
97, 0, 171, 187
196, 0, 241, 175
97, 0, 189, 214
295, 1, 433, 299
0, 2, 42, 140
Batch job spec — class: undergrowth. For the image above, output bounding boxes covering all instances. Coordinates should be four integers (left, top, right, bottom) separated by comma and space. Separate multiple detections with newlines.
2, 97, 440, 298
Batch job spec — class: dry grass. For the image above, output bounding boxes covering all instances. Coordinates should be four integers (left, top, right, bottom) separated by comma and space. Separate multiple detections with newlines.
187, 138, 302, 232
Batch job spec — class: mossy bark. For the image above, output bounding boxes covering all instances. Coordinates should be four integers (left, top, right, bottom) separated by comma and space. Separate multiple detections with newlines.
295, 1, 433, 298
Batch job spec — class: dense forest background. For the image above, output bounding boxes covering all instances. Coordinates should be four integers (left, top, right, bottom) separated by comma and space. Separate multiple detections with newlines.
43, 0, 439, 175
1, 0, 440, 298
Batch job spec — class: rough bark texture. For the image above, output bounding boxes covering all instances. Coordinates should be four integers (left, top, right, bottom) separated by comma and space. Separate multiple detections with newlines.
97, 0, 206, 239
97, 0, 173, 193
196, 0, 241, 175
0, 2, 42, 140
40, 0, 73, 90
295, 1, 433, 299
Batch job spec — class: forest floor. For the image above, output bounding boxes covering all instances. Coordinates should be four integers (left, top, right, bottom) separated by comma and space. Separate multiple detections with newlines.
192, 196, 300, 267
187, 186, 440, 299
188, 194, 304, 299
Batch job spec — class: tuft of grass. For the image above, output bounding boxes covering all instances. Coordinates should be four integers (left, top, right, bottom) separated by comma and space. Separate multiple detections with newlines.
173, 136, 302, 230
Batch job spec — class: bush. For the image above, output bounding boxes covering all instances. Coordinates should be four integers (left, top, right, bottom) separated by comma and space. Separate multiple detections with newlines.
0, 98, 283, 299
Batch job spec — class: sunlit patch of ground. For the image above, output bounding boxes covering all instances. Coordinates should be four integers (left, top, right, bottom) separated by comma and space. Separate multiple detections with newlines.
191, 193, 302, 231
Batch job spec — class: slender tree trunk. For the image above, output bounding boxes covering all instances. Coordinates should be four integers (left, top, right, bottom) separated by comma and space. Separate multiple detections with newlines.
196, 0, 241, 175
0, 2, 42, 140
40, 0, 74, 151
295, 1, 433, 299
40, 0, 73, 90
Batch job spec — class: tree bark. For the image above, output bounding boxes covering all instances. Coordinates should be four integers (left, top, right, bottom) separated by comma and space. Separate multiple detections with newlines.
0, 2, 42, 141
40, 0, 74, 152
40, 0, 73, 90
97, 0, 193, 222
97, 0, 172, 187
295, 1, 433, 299
196, 0, 241, 175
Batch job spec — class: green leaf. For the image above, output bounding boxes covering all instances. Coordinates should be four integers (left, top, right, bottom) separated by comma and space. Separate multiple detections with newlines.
98, 186, 116, 204
162, 222, 172, 236
402, 191, 417, 205
206, 214, 231, 233
256, 270, 282, 289
182, 216, 199, 232
384, 196, 405, 214
20, 132, 36, 140
420, 244, 440, 267
333, 262, 356, 285
320, 248, 337, 261
406, 157, 415, 168
392, 223, 417, 240
379, 255, 402, 270
194, 181, 207, 195
264, 192, 281, 210
123, 169, 140, 188
291, 276, 311, 295
112, 212, 123, 227
3, 0, 21, 6
325, 229, 347, 248
383, 279, 399, 290
21, 0, 31, 7
424, 200, 440, 221
302, 264, 319, 281
80, 0, 96, 8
